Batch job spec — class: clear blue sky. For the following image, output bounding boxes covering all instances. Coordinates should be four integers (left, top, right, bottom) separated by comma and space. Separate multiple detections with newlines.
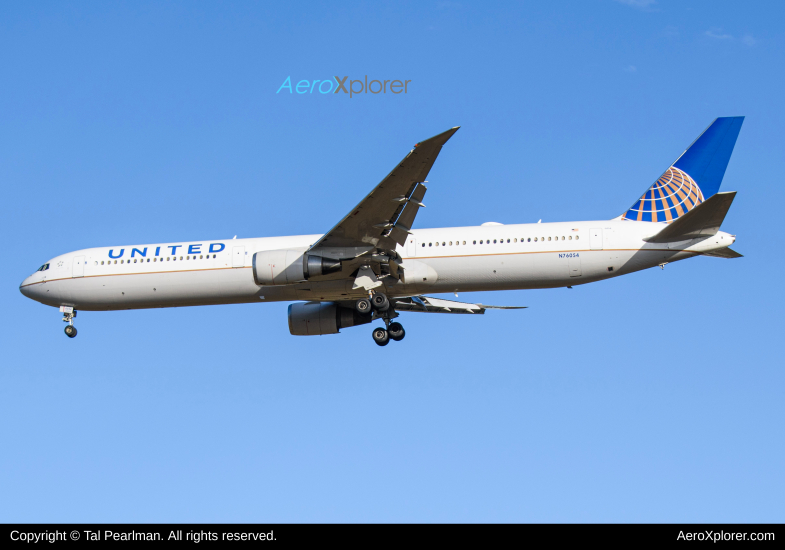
2, 0, 783, 522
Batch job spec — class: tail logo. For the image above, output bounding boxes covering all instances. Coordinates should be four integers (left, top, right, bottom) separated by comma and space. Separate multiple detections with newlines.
622, 166, 704, 223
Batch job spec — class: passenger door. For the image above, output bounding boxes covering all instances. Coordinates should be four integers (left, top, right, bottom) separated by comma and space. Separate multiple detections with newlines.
590, 228, 603, 250
72, 256, 85, 278
232, 246, 245, 268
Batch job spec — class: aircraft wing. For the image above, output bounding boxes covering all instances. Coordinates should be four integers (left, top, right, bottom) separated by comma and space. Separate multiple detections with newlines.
393, 295, 526, 314
309, 127, 460, 256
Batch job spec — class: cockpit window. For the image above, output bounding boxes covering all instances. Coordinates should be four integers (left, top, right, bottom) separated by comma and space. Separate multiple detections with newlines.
37, 263, 50, 272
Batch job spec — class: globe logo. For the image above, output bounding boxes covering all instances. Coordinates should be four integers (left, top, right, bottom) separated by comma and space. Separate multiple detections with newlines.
623, 166, 704, 223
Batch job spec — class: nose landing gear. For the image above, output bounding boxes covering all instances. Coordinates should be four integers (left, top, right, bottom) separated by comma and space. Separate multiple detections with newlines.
61, 306, 77, 338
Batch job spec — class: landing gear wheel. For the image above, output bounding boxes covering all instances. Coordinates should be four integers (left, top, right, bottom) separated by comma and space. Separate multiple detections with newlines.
372, 327, 390, 346
64, 325, 77, 338
355, 298, 372, 315
371, 293, 389, 312
388, 322, 405, 341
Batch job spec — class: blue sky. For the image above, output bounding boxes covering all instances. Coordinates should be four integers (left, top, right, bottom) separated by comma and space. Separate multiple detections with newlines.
2, 0, 784, 522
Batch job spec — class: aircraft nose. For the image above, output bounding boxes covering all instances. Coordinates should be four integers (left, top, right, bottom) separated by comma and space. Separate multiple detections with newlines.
19, 277, 36, 298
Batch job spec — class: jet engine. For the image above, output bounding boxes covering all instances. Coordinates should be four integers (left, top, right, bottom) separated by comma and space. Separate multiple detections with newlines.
253, 249, 342, 285
288, 302, 372, 336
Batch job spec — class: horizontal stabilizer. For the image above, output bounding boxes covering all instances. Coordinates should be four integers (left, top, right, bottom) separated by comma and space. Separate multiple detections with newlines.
393, 296, 526, 314
702, 247, 743, 259
644, 191, 736, 243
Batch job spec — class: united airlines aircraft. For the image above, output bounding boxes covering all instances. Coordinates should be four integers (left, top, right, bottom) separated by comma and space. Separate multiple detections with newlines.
20, 117, 744, 345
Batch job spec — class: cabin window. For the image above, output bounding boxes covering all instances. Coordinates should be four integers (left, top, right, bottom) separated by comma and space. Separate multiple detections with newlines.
180, 256, 183, 260
569, 236, 572, 240
576, 235, 580, 240
213, 254, 216, 258
200, 255, 203, 259
473, 240, 476, 244
534, 237, 538, 242
442, 242, 445, 246
422, 243, 425, 247
462, 241, 466, 245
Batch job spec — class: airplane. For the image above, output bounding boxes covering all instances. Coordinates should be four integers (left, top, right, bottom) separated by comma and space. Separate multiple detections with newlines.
20, 117, 744, 346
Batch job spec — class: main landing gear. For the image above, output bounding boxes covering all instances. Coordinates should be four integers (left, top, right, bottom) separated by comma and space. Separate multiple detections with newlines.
357, 292, 405, 347
61, 306, 77, 338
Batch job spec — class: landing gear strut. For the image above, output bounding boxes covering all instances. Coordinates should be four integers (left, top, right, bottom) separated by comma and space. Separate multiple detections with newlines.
61, 306, 77, 338
367, 292, 405, 347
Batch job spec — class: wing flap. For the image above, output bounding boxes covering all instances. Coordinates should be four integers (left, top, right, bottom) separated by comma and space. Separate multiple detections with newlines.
393, 296, 526, 314
383, 183, 427, 247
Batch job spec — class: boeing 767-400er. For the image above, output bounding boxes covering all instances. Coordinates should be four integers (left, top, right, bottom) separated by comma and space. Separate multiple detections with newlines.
20, 118, 744, 346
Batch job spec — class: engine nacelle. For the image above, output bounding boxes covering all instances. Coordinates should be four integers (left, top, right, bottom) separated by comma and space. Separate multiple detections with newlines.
253, 249, 342, 285
288, 302, 372, 336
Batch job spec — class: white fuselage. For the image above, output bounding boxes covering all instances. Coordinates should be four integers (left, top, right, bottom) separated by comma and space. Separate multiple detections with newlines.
19, 220, 735, 311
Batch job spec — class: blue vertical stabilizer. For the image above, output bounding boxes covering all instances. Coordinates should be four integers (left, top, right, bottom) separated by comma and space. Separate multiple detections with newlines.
622, 117, 744, 223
